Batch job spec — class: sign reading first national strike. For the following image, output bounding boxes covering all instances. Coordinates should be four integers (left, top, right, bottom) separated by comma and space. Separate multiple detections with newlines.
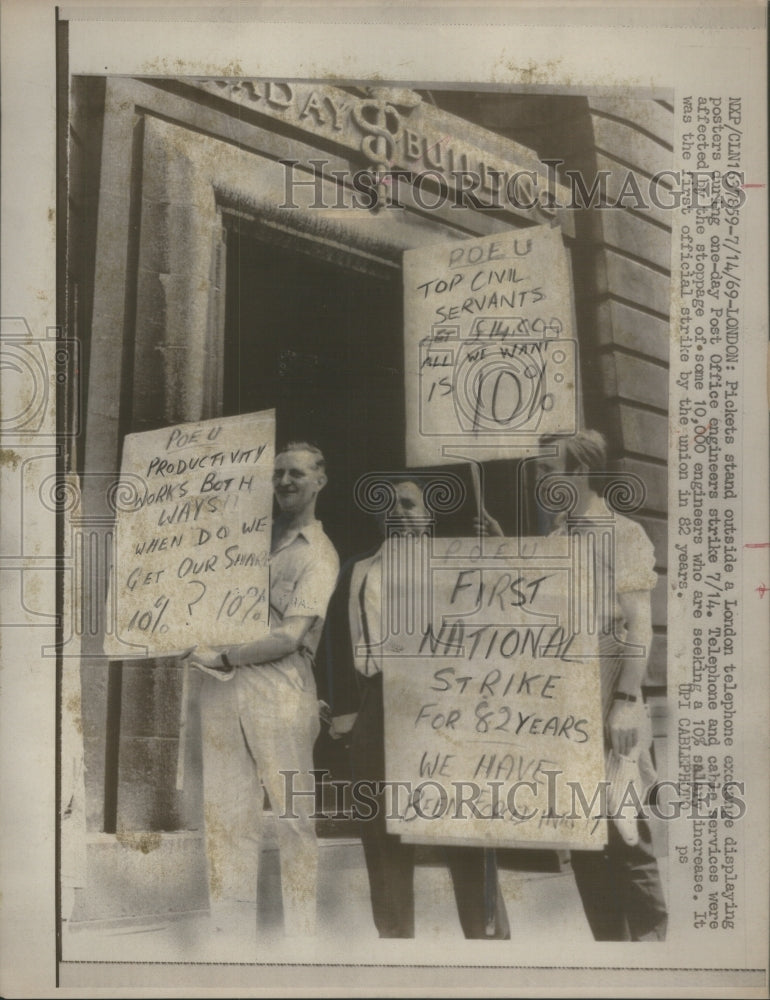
382, 536, 605, 850
104, 410, 275, 658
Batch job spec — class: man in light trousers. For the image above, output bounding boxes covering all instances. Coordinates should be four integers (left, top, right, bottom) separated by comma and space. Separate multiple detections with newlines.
192, 442, 339, 937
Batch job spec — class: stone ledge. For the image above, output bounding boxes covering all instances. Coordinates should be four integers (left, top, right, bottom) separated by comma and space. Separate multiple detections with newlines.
69, 831, 208, 925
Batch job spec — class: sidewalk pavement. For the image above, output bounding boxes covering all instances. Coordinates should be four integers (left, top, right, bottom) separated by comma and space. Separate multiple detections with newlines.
62, 838, 605, 964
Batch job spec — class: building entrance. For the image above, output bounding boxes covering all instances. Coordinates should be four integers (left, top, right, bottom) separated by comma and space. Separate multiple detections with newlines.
222, 222, 405, 564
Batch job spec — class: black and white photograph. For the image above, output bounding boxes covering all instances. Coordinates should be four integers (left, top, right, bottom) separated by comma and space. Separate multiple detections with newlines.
0, 4, 767, 997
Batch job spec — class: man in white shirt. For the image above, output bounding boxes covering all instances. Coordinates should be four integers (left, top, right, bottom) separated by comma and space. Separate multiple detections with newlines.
191, 442, 340, 937
321, 477, 510, 939
479, 430, 668, 941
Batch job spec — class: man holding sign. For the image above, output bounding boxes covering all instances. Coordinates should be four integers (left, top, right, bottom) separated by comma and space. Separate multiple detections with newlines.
319, 476, 510, 939
190, 442, 339, 938
478, 430, 668, 941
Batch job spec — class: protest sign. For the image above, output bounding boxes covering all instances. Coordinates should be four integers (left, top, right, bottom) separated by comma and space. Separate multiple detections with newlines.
404, 226, 578, 467
382, 536, 605, 849
104, 410, 274, 658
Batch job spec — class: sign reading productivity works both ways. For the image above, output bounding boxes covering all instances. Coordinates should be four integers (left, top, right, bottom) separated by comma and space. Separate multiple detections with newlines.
404, 225, 578, 467
104, 410, 275, 658
382, 535, 605, 849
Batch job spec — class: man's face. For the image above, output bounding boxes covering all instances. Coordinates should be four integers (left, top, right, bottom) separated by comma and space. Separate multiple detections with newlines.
273, 449, 326, 514
390, 481, 428, 526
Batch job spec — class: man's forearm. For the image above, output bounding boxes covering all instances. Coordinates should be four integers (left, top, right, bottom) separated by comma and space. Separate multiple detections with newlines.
615, 590, 654, 695
227, 631, 299, 666
615, 620, 652, 694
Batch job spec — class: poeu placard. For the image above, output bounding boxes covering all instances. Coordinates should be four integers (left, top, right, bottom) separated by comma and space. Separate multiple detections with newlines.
404, 226, 578, 467
104, 410, 275, 657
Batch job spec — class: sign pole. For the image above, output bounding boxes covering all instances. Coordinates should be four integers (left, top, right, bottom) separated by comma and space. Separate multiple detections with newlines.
484, 847, 499, 937
469, 458, 500, 936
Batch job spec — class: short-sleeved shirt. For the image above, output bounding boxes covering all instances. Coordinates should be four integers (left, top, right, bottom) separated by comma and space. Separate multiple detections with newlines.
348, 544, 385, 677
550, 494, 657, 626
235, 521, 340, 695
550, 495, 658, 732
270, 519, 340, 650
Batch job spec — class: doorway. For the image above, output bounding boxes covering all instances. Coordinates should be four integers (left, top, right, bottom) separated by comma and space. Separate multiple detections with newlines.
222, 221, 405, 564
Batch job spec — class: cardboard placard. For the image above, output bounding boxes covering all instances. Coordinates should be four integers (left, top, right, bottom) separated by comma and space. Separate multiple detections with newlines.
382, 536, 606, 849
404, 225, 578, 467
104, 410, 275, 658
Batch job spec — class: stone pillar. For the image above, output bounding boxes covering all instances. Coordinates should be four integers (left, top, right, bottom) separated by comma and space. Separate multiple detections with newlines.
112, 116, 226, 834
72, 87, 226, 921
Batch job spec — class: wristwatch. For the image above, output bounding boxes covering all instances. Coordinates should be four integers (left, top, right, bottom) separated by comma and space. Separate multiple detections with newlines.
612, 691, 638, 703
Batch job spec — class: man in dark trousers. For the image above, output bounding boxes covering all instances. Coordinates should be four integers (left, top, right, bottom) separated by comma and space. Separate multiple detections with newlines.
478, 430, 668, 942
318, 476, 510, 939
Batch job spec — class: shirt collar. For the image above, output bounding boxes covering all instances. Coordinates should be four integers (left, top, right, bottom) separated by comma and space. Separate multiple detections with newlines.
272, 518, 323, 553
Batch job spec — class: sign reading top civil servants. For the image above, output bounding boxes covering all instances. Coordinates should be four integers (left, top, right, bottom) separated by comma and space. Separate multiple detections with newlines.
382, 536, 605, 850
404, 225, 577, 467
104, 410, 274, 658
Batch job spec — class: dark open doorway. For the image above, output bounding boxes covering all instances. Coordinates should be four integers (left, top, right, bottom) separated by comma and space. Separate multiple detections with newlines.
222, 221, 406, 564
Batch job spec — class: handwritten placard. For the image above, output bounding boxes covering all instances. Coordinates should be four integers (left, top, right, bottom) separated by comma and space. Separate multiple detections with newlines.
104, 410, 275, 658
382, 536, 605, 849
404, 225, 578, 467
